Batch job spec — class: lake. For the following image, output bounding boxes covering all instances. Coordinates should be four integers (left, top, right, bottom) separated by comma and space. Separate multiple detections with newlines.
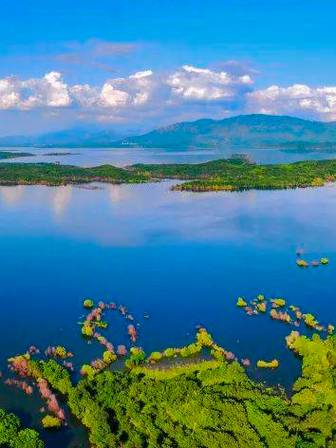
3, 146, 336, 166
0, 149, 336, 446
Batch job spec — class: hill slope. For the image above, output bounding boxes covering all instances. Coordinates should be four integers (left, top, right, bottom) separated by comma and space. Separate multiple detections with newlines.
0, 128, 127, 148
115, 114, 336, 149
2, 115, 336, 150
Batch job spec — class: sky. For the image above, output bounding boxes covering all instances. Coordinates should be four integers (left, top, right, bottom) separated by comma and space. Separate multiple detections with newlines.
0, 0, 336, 135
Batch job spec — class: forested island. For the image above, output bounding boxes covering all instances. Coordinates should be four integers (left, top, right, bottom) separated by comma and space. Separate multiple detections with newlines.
2, 157, 336, 192
0, 151, 34, 160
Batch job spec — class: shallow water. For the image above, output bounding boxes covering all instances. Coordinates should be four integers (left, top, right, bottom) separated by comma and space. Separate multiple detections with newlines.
0, 161, 336, 445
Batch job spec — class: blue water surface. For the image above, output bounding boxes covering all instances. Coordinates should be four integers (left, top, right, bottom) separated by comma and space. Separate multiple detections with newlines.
0, 154, 335, 446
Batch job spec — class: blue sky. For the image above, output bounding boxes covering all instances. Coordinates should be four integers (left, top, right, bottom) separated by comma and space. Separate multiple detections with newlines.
0, 0, 335, 135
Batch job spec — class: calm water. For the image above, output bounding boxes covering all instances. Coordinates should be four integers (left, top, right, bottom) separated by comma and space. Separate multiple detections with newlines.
3, 146, 336, 166
0, 151, 336, 446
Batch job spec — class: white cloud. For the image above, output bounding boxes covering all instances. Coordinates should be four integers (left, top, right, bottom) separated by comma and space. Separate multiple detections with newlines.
0, 78, 20, 109
21, 71, 71, 109
0, 65, 252, 115
248, 84, 336, 120
3, 64, 336, 127
167, 64, 253, 101
100, 83, 130, 107
70, 84, 99, 108
129, 70, 153, 80
0, 72, 71, 110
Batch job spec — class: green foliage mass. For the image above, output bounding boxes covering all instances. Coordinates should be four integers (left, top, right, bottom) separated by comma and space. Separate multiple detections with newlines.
0, 151, 33, 160
35, 333, 336, 448
0, 162, 150, 186
133, 158, 336, 192
41, 415, 61, 429
0, 408, 44, 447
3, 157, 336, 193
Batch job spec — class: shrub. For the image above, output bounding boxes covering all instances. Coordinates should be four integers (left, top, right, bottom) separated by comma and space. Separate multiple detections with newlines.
103, 351, 117, 365
236, 297, 247, 307
83, 299, 94, 309
80, 364, 96, 378
196, 328, 213, 347
257, 359, 279, 369
163, 348, 176, 358
81, 324, 93, 337
41, 415, 62, 429
149, 352, 163, 362
54, 346, 67, 359
297, 259, 309, 267
256, 302, 266, 313
271, 298, 286, 308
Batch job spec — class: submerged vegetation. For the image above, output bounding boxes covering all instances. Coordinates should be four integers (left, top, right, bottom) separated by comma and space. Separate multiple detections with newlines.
236, 292, 333, 333
1, 294, 336, 447
5, 325, 336, 447
295, 248, 330, 268
3, 157, 336, 192
256, 359, 279, 369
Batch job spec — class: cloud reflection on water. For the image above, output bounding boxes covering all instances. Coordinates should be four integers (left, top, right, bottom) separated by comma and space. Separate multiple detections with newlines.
0, 181, 336, 251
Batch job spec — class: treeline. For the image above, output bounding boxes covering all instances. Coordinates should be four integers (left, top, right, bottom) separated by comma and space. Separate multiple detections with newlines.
134, 158, 336, 192
0, 151, 33, 160
0, 163, 150, 186
2, 158, 336, 192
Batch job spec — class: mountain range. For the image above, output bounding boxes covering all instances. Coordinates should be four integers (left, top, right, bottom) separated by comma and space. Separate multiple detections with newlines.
2, 114, 336, 150
0, 128, 128, 148
115, 114, 336, 150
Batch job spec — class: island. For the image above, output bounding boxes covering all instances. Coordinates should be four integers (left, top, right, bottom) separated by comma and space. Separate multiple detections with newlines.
0, 151, 34, 160
1, 157, 336, 192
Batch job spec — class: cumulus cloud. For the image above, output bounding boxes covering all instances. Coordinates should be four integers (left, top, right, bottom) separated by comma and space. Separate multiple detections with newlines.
100, 70, 156, 108
0, 72, 71, 110
3, 64, 336, 127
248, 84, 336, 120
0, 70, 157, 111
0, 78, 20, 109
167, 65, 253, 101
21, 71, 71, 108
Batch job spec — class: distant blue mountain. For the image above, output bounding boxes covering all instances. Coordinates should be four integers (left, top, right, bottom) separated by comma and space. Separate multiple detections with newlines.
2, 114, 336, 150
0, 127, 129, 148
114, 114, 336, 150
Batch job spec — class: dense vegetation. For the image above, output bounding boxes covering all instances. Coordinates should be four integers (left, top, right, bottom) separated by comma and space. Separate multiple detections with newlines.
133, 158, 336, 192
0, 151, 33, 159
0, 162, 150, 186
3, 158, 336, 191
115, 114, 336, 149
0, 408, 44, 447
2, 296, 336, 447
20, 330, 335, 448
